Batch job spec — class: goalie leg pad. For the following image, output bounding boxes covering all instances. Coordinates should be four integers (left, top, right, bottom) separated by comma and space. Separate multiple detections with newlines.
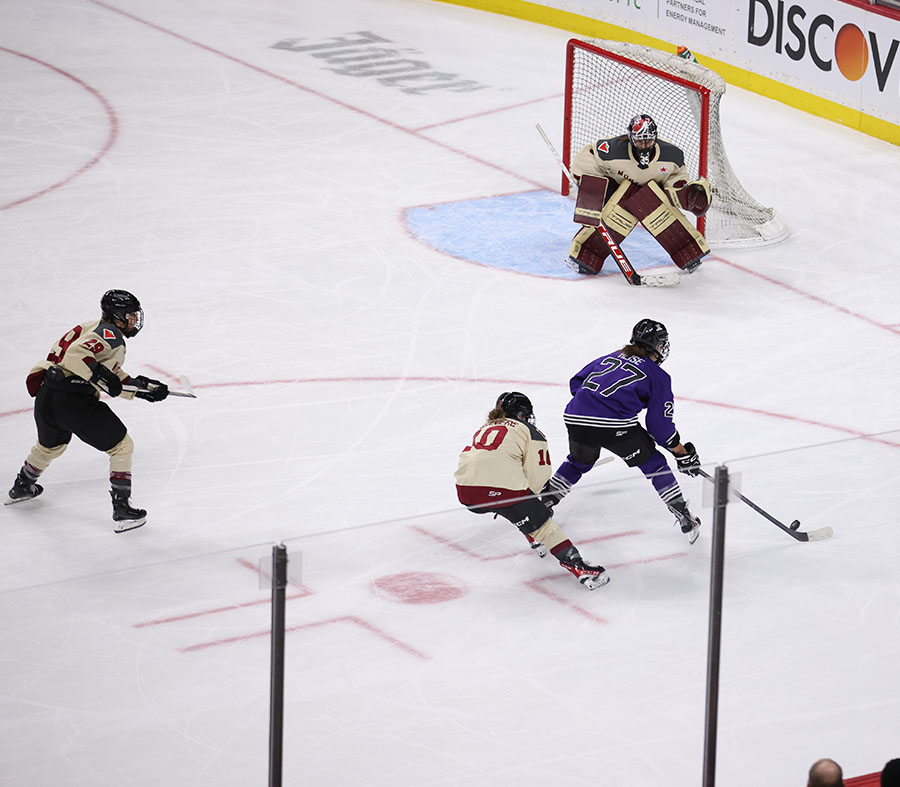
600, 179, 639, 237
626, 182, 710, 270
568, 225, 626, 275
573, 174, 610, 226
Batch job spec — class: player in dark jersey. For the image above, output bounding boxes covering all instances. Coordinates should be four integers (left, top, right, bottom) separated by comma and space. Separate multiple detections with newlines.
568, 113, 711, 275
6, 290, 169, 532
541, 319, 703, 543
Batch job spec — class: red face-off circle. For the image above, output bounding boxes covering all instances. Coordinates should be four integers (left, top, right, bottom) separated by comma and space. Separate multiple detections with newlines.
372, 572, 468, 604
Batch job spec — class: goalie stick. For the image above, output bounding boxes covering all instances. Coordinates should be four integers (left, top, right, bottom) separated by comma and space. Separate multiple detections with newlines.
697, 469, 833, 542
535, 124, 681, 288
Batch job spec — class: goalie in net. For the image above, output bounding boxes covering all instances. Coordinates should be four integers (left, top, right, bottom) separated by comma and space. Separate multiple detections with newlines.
568, 113, 712, 275
564, 38, 788, 252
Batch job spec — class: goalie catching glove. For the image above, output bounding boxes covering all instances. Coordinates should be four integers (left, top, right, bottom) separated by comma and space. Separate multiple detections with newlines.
675, 442, 701, 476
672, 178, 711, 217
128, 374, 169, 402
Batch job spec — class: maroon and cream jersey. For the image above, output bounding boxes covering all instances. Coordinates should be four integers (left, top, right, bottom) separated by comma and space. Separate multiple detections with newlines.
572, 135, 691, 190
454, 417, 553, 508
27, 319, 136, 399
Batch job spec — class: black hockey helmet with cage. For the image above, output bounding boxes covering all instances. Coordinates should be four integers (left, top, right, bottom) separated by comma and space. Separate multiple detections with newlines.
497, 391, 535, 424
627, 114, 658, 149
101, 289, 144, 337
630, 318, 670, 364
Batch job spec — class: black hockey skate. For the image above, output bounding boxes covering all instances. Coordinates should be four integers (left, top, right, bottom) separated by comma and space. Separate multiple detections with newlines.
565, 256, 600, 276
684, 257, 704, 274
5, 472, 43, 505
668, 500, 701, 545
111, 490, 147, 533
558, 548, 610, 590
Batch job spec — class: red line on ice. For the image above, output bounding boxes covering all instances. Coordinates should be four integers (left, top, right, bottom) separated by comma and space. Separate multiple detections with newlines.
0, 48, 119, 210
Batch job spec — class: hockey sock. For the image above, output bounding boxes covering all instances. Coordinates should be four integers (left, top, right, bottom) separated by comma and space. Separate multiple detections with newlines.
110, 471, 132, 498
556, 457, 593, 487
638, 452, 684, 507
20, 462, 42, 482
550, 541, 577, 561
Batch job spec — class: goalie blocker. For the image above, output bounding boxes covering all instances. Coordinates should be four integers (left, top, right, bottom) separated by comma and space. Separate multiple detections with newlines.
569, 174, 710, 275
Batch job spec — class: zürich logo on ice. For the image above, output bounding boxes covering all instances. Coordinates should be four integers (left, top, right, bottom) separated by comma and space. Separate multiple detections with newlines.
272, 31, 490, 95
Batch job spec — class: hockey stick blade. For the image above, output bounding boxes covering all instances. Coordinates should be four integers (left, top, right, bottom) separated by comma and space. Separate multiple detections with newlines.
637, 272, 682, 287
178, 375, 196, 396
697, 469, 832, 542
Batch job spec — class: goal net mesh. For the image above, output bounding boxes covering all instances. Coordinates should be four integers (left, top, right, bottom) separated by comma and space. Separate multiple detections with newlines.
565, 39, 788, 248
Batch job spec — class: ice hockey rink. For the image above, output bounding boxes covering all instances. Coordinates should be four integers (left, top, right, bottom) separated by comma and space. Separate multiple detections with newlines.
2, 0, 899, 784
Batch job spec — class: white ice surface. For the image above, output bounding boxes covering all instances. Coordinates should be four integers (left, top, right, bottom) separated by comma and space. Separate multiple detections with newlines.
1, 1, 899, 785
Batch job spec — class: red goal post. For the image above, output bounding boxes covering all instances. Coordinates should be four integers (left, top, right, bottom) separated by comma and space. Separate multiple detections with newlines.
563, 39, 788, 249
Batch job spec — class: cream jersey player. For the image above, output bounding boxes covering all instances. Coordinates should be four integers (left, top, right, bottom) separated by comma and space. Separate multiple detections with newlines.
454, 392, 609, 591
454, 415, 552, 508
7, 290, 169, 532
26, 319, 138, 400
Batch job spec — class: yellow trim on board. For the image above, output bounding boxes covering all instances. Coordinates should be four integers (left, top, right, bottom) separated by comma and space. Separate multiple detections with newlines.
435, 0, 900, 145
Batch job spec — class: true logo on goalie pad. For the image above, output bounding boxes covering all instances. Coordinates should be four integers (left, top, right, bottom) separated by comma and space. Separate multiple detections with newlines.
573, 174, 609, 227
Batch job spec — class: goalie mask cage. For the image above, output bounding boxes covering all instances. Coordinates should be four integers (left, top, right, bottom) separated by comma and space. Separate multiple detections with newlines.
563, 39, 789, 248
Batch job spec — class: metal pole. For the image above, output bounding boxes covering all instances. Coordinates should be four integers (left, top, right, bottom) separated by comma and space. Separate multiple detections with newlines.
269, 544, 288, 787
702, 465, 729, 787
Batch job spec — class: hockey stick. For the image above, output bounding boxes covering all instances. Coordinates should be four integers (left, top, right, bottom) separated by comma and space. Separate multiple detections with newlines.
535, 124, 680, 288
122, 384, 197, 399
697, 469, 833, 542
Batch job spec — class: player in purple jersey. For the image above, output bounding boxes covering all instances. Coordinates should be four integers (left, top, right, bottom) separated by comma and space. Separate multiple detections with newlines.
541, 319, 703, 543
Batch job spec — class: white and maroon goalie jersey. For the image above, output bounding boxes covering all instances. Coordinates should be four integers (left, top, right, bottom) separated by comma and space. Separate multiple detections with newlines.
572, 135, 691, 191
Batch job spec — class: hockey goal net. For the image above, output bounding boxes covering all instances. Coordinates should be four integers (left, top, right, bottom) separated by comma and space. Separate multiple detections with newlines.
563, 38, 788, 248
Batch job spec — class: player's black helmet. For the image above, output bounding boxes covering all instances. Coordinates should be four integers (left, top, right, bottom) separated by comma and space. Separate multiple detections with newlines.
631, 318, 670, 363
627, 114, 658, 149
101, 289, 144, 337
497, 391, 535, 425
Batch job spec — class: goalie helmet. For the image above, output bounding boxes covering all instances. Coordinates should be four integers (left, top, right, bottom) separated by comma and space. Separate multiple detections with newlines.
627, 114, 658, 149
630, 318, 670, 364
100, 289, 144, 337
497, 391, 535, 425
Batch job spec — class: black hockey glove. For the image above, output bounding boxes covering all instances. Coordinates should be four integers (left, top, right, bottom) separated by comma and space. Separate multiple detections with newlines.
88, 361, 123, 397
675, 442, 701, 477
128, 374, 169, 402
134, 380, 169, 402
